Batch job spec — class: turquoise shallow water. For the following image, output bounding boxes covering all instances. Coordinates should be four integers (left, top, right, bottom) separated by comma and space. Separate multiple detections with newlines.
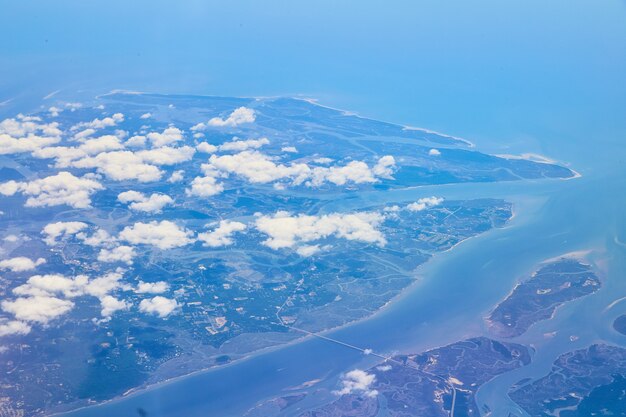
2, 1, 625, 416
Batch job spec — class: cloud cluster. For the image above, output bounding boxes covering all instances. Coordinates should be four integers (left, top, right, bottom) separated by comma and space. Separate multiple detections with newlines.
194, 152, 395, 194
334, 369, 378, 398
42, 221, 88, 245
0, 115, 62, 155
197, 220, 247, 247
218, 137, 269, 152
136, 281, 169, 294
119, 221, 194, 250
0, 319, 31, 337
407, 196, 444, 212
255, 211, 386, 252
97, 246, 136, 265
3, 271, 128, 324
118, 191, 174, 213
138, 296, 179, 318
146, 127, 183, 147
192, 107, 255, 129
0, 257, 46, 272
71, 113, 124, 131
0, 172, 103, 208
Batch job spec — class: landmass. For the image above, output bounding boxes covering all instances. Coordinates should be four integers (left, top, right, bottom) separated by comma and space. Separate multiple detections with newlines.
485, 257, 601, 338
0, 93, 575, 415
276, 337, 531, 417
509, 343, 626, 416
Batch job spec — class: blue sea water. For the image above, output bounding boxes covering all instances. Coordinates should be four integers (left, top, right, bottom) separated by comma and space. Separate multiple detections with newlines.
2, 1, 626, 416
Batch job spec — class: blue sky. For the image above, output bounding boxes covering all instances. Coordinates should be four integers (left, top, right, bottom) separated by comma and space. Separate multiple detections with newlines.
1, 0, 626, 162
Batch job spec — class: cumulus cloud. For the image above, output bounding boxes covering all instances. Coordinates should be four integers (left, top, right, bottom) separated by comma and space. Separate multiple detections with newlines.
197, 142, 218, 153
206, 151, 310, 185
42, 221, 88, 245
136, 146, 195, 165
72, 113, 124, 130
207, 107, 255, 128
97, 246, 136, 265
406, 196, 444, 212
255, 211, 386, 252
119, 221, 194, 250
135, 281, 169, 294
203, 151, 395, 189
2, 296, 74, 324
140, 113, 152, 119
125, 135, 146, 148
281, 146, 298, 153
139, 296, 179, 318
218, 137, 269, 152
429, 148, 441, 156
0, 172, 103, 208
71, 151, 163, 182
0, 134, 61, 155
7, 271, 128, 321
99, 295, 130, 317
168, 170, 185, 183
147, 127, 183, 147
0, 257, 46, 272
78, 135, 124, 154
197, 220, 246, 247
0, 319, 31, 337
186, 175, 224, 197
334, 369, 378, 398
0, 116, 62, 155
118, 190, 173, 213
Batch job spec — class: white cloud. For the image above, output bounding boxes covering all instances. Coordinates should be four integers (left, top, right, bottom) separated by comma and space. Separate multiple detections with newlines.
136, 146, 195, 165
186, 175, 224, 197
168, 170, 185, 183
429, 148, 441, 156
296, 244, 321, 257
140, 113, 152, 119
79, 228, 115, 247
0, 257, 46, 272
334, 369, 378, 398
73, 128, 96, 140
8, 271, 127, 320
78, 135, 124, 154
136, 281, 169, 294
255, 211, 386, 252
99, 295, 130, 317
42, 221, 88, 245
139, 296, 179, 318
125, 135, 146, 148
97, 246, 136, 265
0, 115, 61, 137
0, 172, 103, 208
407, 196, 444, 212
371, 155, 396, 178
1, 296, 74, 324
218, 137, 269, 152
146, 127, 183, 147
197, 142, 218, 153
204, 152, 395, 189
197, 220, 246, 247
0, 134, 61, 155
281, 146, 298, 153
313, 157, 333, 164
71, 151, 163, 182
119, 221, 194, 250
118, 191, 173, 213
207, 107, 255, 127
0, 319, 31, 337
72, 113, 124, 130
206, 151, 310, 185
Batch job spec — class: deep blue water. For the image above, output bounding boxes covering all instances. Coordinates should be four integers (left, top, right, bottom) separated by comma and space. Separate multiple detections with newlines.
2, 1, 626, 416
